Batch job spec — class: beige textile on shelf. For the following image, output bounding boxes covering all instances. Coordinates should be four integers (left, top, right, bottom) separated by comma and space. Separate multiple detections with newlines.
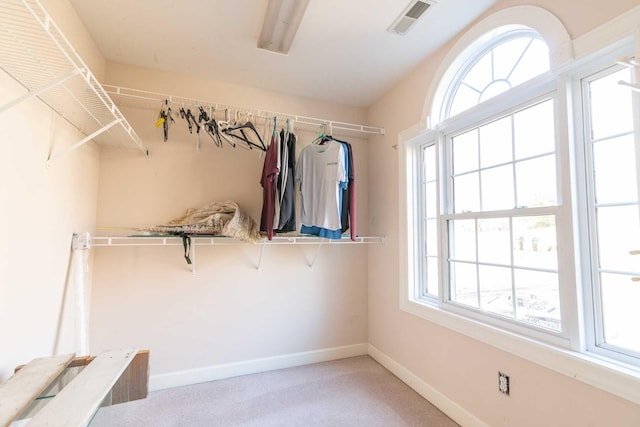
138, 200, 262, 242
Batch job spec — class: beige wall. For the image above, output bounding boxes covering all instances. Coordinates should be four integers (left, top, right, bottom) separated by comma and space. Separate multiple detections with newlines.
0, 74, 100, 380
0, 0, 102, 381
366, 0, 640, 426
89, 62, 371, 376
39, 0, 106, 80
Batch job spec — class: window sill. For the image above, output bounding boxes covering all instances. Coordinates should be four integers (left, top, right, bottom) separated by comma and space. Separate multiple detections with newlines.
400, 297, 640, 404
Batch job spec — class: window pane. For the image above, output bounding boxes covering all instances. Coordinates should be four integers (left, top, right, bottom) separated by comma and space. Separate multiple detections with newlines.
480, 116, 512, 168
514, 269, 560, 331
514, 100, 555, 160
462, 52, 492, 92
593, 135, 637, 205
478, 218, 511, 265
508, 38, 550, 87
424, 144, 437, 182
590, 68, 633, 140
425, 181, 437, 218
426, 218, 438, 255
422, 143, 438, 299
449, 84, 481, 117
600, 273, 640, 354
596, 205, 640, 273
454, 172, 480, 213
493, 37, 532, 80
512, 216, 557, 270
453, 129, 478, 174
444, 33, 549, 120
479, 265, 513, 317
426, 256, 439, 297
481, 165, 515, 211
450, 219, 476, 261
515, 155, 557, 208
451, 261, 478, 307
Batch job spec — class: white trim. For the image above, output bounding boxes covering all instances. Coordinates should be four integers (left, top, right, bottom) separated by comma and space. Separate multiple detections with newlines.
149, 343, 368, 391
572, 5, 640, 59
368, 344, 489, 427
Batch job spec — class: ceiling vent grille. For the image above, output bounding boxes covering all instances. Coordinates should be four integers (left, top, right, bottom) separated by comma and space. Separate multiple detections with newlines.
388, 0, 437, 35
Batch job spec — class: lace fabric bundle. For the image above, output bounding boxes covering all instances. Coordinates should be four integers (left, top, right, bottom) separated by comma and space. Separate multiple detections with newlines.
139, 200, 262, 242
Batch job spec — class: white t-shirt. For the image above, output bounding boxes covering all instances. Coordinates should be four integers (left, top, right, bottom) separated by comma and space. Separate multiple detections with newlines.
296, 141, 346, 230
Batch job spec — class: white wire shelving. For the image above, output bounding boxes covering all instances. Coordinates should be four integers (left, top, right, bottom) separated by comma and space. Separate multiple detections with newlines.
92, 234, 385, 274
103, 85, 386, 137
0, 0, 149, 163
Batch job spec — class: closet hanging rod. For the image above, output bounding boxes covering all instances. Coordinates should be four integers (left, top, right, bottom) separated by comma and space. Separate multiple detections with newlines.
103, 84, 385, 136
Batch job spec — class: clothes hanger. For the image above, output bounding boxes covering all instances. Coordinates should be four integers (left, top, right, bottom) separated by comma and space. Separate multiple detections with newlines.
221, 110, 251, 148
179, 106, 200, 135
178, 104, 202, 152
311, 122, 331, 145
200, 106, 224, 147
155, 99, 174, 142
222, 110, 267, 151
217, 108, 244, 148
272, 116, 277, 139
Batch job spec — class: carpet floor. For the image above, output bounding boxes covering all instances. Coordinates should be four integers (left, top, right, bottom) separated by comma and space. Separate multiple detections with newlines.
91, 355, 459, 427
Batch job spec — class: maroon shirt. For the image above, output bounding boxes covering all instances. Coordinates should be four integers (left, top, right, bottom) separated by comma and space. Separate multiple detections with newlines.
260, 135, 280, 240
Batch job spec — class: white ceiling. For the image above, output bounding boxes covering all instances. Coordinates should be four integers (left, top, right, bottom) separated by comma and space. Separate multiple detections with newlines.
69, 0, 497, 107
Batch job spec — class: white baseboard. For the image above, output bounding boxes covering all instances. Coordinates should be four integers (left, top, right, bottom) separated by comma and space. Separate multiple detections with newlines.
149, 343, 369, 392
367, 344, 488, 427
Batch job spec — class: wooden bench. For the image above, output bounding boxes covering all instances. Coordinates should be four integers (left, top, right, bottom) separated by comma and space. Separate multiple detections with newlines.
0, 349, 146, 427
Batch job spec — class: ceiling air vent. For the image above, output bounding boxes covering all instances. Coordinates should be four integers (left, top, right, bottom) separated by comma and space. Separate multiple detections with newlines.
388, 0, 437, 35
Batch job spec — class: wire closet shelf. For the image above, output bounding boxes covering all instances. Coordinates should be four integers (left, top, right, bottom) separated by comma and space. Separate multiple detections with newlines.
617, 55, 640, 93
103, 85, 386, 137
92, 234, 385, 274
0, 0, 149, 162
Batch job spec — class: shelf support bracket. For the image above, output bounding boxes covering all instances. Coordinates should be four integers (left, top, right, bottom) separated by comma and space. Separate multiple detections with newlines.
47, 118, 122, 165
0, 68, 82, 115
191, 240, 196, 275
256, 242, 267, 271
308, 244, 323, 268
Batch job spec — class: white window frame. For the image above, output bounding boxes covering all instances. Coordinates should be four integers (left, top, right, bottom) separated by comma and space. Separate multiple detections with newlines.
399, 5, 640, 405
417, 140, 440, 301
572, 48, 640, 366
436, 85, 572, 346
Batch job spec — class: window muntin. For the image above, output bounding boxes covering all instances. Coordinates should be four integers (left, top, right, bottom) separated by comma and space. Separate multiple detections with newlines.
447, 214, 560, 329
451, 99, 557, 215
583, 66, 640, 357
445, 31, 550, 119
444, 97, 561, 332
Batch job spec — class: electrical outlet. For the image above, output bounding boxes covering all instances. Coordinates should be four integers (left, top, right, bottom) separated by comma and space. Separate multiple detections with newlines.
498, 372, 510, 395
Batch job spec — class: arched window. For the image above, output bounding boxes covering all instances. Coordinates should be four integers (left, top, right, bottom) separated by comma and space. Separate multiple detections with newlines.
401, 4, 640, 401
442, 29, 550, 119
405, 6, 572, 341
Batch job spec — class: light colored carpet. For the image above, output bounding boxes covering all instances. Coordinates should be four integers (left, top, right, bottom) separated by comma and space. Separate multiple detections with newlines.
91, 355, 458, 427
